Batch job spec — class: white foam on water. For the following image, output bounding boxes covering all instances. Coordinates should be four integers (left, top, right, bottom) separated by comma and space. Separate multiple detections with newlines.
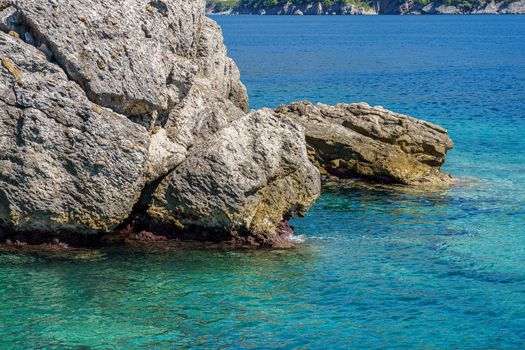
287, 234, 307, 243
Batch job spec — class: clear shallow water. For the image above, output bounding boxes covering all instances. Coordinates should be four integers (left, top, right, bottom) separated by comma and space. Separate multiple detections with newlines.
1, 15, 525, 349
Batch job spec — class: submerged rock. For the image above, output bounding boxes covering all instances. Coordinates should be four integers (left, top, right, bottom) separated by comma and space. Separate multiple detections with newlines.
276, 101, 453, 185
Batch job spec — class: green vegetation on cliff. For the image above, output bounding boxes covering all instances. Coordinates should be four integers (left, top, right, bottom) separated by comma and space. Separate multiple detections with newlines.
209, 0, 362, 8
412, 0, 518, 7
208, 0, 240, 11
207, 0, 521, 12
235, 0, 360, 6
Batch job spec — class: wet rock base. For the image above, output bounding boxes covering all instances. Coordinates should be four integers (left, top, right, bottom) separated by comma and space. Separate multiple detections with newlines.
0, 219, 297, 252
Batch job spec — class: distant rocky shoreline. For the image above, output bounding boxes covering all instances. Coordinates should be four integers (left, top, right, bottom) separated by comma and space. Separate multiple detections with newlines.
1, 0, 454, 250
207, 0, 525, 15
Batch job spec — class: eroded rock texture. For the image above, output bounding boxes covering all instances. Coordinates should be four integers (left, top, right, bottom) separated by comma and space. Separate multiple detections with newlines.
147, 109, 320, 247
6, 0, 247, 116
276, 101, 454, 185
0, 32, 150, 233
0, 0, 320, 246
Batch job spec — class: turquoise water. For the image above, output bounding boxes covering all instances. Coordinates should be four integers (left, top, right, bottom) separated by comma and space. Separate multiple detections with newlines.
1, 15, 525, 349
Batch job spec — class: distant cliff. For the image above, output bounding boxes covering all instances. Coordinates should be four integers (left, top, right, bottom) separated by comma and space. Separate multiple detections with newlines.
206, 0, 525, 14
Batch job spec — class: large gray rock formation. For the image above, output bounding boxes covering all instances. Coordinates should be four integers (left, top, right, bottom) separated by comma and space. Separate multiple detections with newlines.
1, 0, 249, 182
0, 0, 319, 247
275, 101, 453, 185
0, 0, 454, 248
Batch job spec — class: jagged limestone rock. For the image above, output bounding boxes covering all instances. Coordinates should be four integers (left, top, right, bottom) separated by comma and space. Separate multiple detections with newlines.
147, 109, 321, 247
0, 2, 318, 246
5, 0, 247, 116
144, 81, 246, 182
0, 32, 150, 233
0, 0, 257, 243
195, 17, 249, 112
275, 101, 454, 185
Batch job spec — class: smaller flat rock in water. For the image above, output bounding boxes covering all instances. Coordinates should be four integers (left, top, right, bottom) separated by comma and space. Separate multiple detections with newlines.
275, 101, 454, 186
147, 109, 321, 247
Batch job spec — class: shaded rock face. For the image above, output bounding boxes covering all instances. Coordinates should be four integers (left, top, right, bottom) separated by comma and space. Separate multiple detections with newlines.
275, 101, 453, 186
0, 0, 319, 247
147, 109, 321, 247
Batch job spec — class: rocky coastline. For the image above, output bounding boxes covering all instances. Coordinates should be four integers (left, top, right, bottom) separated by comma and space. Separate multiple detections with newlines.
1, 0, 454, 250
207, 0, 525, 15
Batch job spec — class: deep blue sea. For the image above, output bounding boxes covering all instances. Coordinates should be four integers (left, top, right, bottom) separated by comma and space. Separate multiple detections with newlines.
1, 15, 525, 349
